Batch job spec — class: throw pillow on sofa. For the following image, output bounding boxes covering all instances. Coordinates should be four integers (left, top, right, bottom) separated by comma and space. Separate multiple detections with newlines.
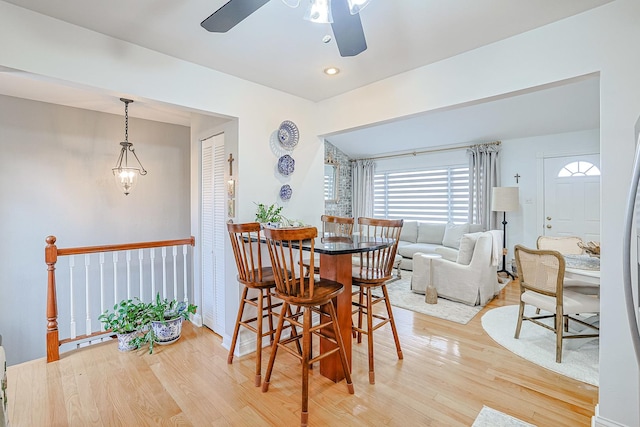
399, 220, 418, 243
442, 223, 470, 249
417, 222, 446, 244
456, 232, 484, 265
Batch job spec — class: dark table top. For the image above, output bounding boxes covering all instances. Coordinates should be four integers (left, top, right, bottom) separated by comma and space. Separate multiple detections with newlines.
308, 235, 394, 255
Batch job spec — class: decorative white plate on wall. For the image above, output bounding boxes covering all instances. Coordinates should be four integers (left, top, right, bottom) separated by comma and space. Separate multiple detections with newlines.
278, 120, 299, 150
278, 154, 295, 176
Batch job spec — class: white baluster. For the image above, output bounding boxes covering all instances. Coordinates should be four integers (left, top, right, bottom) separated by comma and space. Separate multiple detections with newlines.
85, 254, 91, 335
162, 247, 167, 299
113, 252, 119, 303
126, 250, 132, 299
69, 256, 76, 339
99, 253, 105, 330
182, 244, 188, 304
150, 248, 156, 302
139, 249, 144, 300
173, 246, 178, 299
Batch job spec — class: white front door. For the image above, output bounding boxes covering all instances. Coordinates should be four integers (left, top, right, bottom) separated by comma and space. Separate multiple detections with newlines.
543, 154, 600, 241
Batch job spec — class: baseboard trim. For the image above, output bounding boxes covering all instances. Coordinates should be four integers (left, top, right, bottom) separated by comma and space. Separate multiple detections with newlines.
592, 404, 630, 427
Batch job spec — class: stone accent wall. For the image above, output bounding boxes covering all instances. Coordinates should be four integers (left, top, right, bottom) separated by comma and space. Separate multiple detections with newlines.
324, 141, 352, 217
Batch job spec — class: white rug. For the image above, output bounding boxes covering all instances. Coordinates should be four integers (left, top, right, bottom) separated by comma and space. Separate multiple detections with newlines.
382, 272, 499, 324
481, 305, 599, 386
472, 406, 536, 427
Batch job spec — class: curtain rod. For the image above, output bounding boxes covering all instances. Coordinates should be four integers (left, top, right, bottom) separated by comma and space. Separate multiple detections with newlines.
350, 141, 500, 162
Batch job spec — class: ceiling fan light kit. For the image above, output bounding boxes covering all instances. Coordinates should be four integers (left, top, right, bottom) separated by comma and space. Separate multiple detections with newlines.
201, 0, 369, 57
347, 0, 371, 14
303, 0, 333, 24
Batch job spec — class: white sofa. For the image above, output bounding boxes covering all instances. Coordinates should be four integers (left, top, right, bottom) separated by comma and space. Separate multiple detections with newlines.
396, 221, 484, 270
411, 231, 501, 306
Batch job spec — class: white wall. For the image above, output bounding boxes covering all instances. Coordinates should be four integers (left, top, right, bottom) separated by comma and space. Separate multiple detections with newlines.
316, 1, 640, 425
0, 95, 190, 365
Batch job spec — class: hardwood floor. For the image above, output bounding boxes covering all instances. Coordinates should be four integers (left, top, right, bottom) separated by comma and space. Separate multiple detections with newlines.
7, 279, 597, 426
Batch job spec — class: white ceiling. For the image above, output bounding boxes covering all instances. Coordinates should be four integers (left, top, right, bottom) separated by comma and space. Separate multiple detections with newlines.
0, 0, 607, 157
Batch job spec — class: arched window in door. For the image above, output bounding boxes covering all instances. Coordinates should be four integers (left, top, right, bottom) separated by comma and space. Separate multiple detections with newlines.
557, 161, 601, 177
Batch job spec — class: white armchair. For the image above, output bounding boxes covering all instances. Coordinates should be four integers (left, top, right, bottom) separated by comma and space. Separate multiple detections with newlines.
429, 232, 500, 306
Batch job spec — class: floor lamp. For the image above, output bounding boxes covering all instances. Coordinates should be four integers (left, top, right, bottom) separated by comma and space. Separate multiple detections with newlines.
491, 186, 519, 279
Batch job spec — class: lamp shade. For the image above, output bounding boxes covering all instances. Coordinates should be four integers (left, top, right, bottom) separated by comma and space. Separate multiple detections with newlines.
491, 187, 519, 212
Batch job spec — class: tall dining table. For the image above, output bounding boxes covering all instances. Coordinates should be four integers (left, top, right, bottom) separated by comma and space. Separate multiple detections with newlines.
297, 234, 394, 382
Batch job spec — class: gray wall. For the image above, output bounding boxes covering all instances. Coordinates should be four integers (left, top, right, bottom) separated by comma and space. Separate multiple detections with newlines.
0, 95, 191, 365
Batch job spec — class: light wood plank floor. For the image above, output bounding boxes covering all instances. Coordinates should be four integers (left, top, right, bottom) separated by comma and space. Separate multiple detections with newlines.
7, 279, 598, 426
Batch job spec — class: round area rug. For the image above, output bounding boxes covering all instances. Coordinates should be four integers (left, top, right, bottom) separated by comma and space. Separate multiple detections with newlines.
481, 305, 598, 386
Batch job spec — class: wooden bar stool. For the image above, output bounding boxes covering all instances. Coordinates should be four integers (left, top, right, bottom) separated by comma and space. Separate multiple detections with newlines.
262, 226, 354, 427
301, 215, 354, 277
352, 217, 404, 384
227, 222, 282, 387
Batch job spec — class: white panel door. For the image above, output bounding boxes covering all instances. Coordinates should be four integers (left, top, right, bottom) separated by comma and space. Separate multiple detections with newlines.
543, 154, 600, 241
201, 134, 226, 334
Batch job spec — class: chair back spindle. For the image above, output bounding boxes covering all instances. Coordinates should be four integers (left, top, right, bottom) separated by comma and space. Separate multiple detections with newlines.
356, 217, 403, 280
264, 226, 318, 301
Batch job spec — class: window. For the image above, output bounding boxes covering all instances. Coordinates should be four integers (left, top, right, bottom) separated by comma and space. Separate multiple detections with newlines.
374, 166, 469, 223
557, 161, 601, 177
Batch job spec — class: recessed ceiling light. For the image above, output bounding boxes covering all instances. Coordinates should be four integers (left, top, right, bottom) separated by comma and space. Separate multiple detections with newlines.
324, 67, 340, 76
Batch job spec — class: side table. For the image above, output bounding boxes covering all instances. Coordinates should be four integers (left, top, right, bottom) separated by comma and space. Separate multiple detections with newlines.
411, 253, 442, 304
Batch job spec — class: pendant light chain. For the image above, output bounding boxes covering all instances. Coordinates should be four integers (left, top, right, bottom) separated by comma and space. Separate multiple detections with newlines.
124, 100, 129, 143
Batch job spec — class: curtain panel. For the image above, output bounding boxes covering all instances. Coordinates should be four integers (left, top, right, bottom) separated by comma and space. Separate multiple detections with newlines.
352, 159, 376, 220
467, 142, 501, 230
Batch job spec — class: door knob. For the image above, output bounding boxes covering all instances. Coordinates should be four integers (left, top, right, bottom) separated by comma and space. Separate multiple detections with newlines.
546, 216, 552, 220
546, 224, 552, 229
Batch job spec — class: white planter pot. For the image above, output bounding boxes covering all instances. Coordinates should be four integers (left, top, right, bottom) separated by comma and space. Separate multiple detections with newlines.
117, 331, 138, 352
151, 317, 183, 345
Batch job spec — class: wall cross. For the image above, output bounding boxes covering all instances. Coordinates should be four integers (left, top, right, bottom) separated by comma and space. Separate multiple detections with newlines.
228, 153, 234, 177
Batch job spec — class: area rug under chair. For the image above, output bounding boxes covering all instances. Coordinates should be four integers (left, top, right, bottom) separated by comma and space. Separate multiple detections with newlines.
481, 304, 599, 386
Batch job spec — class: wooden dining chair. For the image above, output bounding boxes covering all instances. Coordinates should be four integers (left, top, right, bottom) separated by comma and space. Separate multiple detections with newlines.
351, 217, 404, 384
262, 226, 354, 427
514, 244, 599, 363
227, 222, 282, 387
301, 215, 354, 276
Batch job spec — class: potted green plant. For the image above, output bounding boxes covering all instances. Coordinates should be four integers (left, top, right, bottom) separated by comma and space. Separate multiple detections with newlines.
98, 298, 151, 351
133, 293, 197, 354
255, 202, 283, 226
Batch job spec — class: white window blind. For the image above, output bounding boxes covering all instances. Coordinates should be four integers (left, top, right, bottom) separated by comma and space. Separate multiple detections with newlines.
374, 166, 469, 223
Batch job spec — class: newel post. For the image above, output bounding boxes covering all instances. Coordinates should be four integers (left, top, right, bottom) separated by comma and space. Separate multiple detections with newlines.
45, 235, 60, 362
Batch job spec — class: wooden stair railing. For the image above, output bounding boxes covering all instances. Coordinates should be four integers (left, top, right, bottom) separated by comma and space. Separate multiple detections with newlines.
45, 235, 196, 362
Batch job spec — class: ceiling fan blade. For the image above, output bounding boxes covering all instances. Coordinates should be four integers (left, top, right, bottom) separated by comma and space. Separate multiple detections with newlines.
331, 0, 367, 57
201, 0, 270, 33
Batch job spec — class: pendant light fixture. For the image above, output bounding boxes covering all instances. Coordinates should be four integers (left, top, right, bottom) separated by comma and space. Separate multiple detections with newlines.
112, 98, 147, 195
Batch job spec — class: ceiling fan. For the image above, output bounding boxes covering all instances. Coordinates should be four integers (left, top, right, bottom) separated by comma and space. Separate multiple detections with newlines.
201, 0, 371, 57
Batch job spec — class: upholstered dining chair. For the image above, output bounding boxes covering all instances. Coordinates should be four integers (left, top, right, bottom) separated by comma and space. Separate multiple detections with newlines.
227, 222, 282, 387
513, 244, 599, 363
301, 215, 354, 277
536, 235, 598, 296
351, 217, 404, 384
536, 235, 584, 255
262, 226, 354, 427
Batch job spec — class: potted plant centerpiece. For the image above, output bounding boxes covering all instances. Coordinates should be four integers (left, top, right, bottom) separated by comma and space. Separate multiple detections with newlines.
98, 298, 151, 352
255, 202, 283, 227
134, 293, 197, 354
